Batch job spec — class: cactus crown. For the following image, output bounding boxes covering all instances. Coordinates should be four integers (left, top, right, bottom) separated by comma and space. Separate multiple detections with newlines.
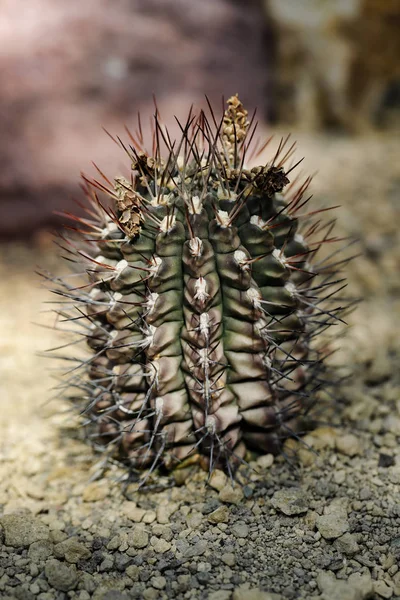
46, 95, 351, 487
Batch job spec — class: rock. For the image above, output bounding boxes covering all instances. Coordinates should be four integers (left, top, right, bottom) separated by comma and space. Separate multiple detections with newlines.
143, 589, 160, 600
0, 514, 49, 547
173, 466, 193, 485
306, 427, 338, 450
233, 586, 283, 600
150, 537, 171, 554
316, 513, 349, 540
271, 489, 309, 516
54, 537, 91, 563
221, 552, 236, 567
317, 570, 373, 600
156, 502, 179, 524
333, 470, 347, 485
303, 510, 318, 530
107, 535, 122, 551
44, 559, 78, 592
209, 469, 229, 491
366, 352, 391, 384
388, 466, 400, 485
383, 415, 400, 436
334, 533, 359, 555
91, 578, 126, 600
151, 524, 173, 542
28, 540, 54, 561
219, 485, 244, 505
208, 505, 230, 524
231, 521, 249, 538
348, 572, 373, 598
102, 592, 130, 600
126, 565, 140, 582
82, 482, 109, 502
186, 510, 203, 529
316, 499, 349, 540
183, 539, 208, 559
256, 454, 274, 469
142, 511, 156, 524
151, 576, 166, 590
336, 434, 363, 457
378, 453, 396, 468
208, 591, 232, 600
127, 526, 149, 550
373, 580, 393, 599
121, 502, 146, 523
317, 572, 353, 600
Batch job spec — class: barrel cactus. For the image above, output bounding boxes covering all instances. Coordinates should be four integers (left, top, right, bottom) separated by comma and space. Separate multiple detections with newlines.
47, 95, 350, 485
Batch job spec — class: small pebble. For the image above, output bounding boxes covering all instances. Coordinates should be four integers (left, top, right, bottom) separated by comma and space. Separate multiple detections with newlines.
127, 526, 149, 550
82, 482, 109, 502
219, 485, 244, 505
271, 489, 309, 516
336, 433, 362, 457
208, 505, 230, 524
44, 559, 78, 592
0, 514, 49, 547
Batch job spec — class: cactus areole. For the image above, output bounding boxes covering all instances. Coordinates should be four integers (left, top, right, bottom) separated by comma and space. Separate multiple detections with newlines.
49, 96, 349, 485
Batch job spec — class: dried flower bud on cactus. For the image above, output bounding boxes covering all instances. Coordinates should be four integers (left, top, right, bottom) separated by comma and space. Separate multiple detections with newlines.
44, 95, 352, 486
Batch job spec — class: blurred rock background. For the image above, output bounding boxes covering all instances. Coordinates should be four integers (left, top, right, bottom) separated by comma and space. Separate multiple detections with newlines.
267, 0, 400, 130
0, 0, 273, 238
0, 0, 399, 239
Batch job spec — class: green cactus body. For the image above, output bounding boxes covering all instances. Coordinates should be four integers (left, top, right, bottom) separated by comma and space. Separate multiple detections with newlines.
49, 96, 349, 482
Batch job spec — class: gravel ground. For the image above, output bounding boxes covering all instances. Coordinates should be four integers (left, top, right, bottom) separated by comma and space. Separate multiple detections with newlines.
0, 131, 399, 600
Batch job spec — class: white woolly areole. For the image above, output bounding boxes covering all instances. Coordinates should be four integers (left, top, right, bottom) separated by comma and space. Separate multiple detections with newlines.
109, 291, 122, 310
144, 324, 157, 348
205, 415, 216, 434
101, 222, 119, 237
254, 317, 268, 337
146, 292, 159, 313
159, 214, 176, 233
216, 210, 230, 228
217, 187, 237, 202
304, 261, 314, 275
188, 195, 203, 215
272, 248, 287, 267
194, 277, 209, 305
188, 236, 203, 257
115, 259, 128, 278
151, 193, 172, 207
198, 347, 210, 368
285, 282, 297, 296
234, 249, 249, 270
250, 215, 267, 229
294, 233, 305, 245
147, 358, 160, 383
149, 256, 162, 275
246, 287, 262, 309
155, 396, 164, 415
199, 312, 210, 339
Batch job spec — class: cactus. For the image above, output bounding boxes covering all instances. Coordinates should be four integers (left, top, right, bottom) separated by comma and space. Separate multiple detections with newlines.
45, 95, 352, 485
